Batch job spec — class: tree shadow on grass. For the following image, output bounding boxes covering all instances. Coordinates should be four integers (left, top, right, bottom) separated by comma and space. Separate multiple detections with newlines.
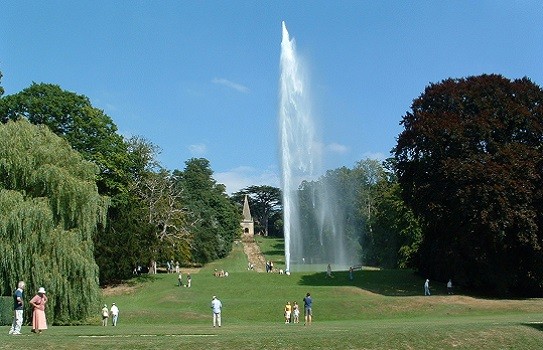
298, 269, 450, 297
259, 240, 285, 257
522, 322, 543, 332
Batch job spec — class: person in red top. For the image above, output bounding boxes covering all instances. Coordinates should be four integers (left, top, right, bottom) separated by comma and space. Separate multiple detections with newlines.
30, 287, 48, 334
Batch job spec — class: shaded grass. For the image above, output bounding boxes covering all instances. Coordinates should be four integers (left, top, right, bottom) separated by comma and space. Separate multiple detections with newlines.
3, 237, 543, 349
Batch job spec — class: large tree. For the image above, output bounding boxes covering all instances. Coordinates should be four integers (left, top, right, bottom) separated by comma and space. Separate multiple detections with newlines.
174, 158, 241, 263
93, 136, 161, 282
0, 83, 156, 284
231, 185, 282, 236
394, 74, 543, 296
0, 82, 129, 196
0, 119, 107, 324
366, 159, 422, 268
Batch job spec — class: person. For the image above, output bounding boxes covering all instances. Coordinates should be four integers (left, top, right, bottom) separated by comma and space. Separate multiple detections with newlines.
303, 292, 312, 325
447, 279, 453, 295
29, 287, 48, 334
8, 281, 25, 335
349, 266, 354, 281
284, 301, 292, 324
110, 302, 119, 326
187, 273, 192, 288
101, 304, 109, 326
424, 279, 431, 296
293, 301, 300, 323
326, 264, 333, 278
175, 261, 180, 273
211, 296, 222, 327
178, 272, 183, 287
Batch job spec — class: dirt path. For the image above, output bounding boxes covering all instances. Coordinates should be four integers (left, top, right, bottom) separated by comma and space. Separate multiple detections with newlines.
242, 235, 267, 272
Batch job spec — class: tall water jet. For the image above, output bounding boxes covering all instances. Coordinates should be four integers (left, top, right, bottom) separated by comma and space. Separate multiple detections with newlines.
279, 21, 360, 272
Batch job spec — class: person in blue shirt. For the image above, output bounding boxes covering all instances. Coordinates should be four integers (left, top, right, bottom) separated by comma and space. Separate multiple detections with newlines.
303, 292, 312, 325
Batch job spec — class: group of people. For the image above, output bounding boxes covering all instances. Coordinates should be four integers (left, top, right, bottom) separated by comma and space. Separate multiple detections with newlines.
283, 293, 313, 325
265, 261, 274, 273
6, 279, 123, 335
177, 272, 192, 287
8, 281, 48, 335
213, 269, 228, 277
166, 260, 180, 274
101, 303, 120, 326
424, 278, 454, 296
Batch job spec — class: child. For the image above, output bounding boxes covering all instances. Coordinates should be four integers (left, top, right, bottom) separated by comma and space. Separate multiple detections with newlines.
293, 301, 300, 323
284, 301, 292, 324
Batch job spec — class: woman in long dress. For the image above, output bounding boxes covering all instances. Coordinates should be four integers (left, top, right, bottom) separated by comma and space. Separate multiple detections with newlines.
30, 287, 48, 334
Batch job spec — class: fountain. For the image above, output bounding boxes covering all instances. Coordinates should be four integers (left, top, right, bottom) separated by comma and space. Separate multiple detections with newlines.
279, 21, 360, 273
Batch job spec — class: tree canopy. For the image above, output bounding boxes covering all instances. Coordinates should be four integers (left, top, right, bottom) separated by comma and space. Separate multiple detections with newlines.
174, 158, 241, 263
0, 83, 130, 196
394, 74, 543, 296
0, 119, 107, 323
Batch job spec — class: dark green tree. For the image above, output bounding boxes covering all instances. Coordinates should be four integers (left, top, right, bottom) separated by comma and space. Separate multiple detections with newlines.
174, 158, 241, 263
367, 159, 422, 268
394, 74, 543, 296
94, 136, 161, 282
0, 82, 130, 196
231, 185, 282, 236
0, 83, 157, 284
0, 119, 107, 324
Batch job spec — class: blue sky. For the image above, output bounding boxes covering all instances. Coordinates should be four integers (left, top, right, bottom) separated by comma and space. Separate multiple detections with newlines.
2, 1, 542, 193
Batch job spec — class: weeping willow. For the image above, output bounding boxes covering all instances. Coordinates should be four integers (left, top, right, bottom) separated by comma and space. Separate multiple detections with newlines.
0, 120, 108, 324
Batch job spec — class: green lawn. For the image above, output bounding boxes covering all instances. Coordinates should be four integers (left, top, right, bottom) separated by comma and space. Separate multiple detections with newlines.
3, 237, 543, 349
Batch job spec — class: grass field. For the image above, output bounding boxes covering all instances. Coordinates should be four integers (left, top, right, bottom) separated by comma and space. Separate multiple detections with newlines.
3, 237, 543, 349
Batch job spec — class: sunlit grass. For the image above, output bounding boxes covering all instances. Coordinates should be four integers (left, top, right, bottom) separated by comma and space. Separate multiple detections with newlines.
3, 237, 543, 349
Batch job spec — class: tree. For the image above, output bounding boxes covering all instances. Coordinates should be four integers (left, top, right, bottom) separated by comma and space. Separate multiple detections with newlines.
0, 83, 130, 196
175, 158, 241, 263
93, 136, 161, 282
231, 185, 282, 236
394, 74, 543, 296
0, 119, 107, 324
0, 83, 155, 284
368, 159, 422, 268
136, 168, 192, 268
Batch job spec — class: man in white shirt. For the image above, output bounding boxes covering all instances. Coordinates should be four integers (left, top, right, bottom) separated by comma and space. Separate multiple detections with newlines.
110, 302, 119, 326
424, 279, 431, 296
211, 296, 222, 327
9, 281, 25, 335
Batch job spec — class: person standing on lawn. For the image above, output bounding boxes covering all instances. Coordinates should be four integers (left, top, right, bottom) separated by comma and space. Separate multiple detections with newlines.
303, 292, 312, 325
30, 287, 48, 334
211, 296, 222, 327
8, 281, 25, 335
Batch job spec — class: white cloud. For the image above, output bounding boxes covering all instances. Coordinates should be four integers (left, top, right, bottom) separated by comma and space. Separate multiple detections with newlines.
188, 143, 207, 156
326, 142, 349, 155
212, 78, 250, 93
215, 166, 280, 194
